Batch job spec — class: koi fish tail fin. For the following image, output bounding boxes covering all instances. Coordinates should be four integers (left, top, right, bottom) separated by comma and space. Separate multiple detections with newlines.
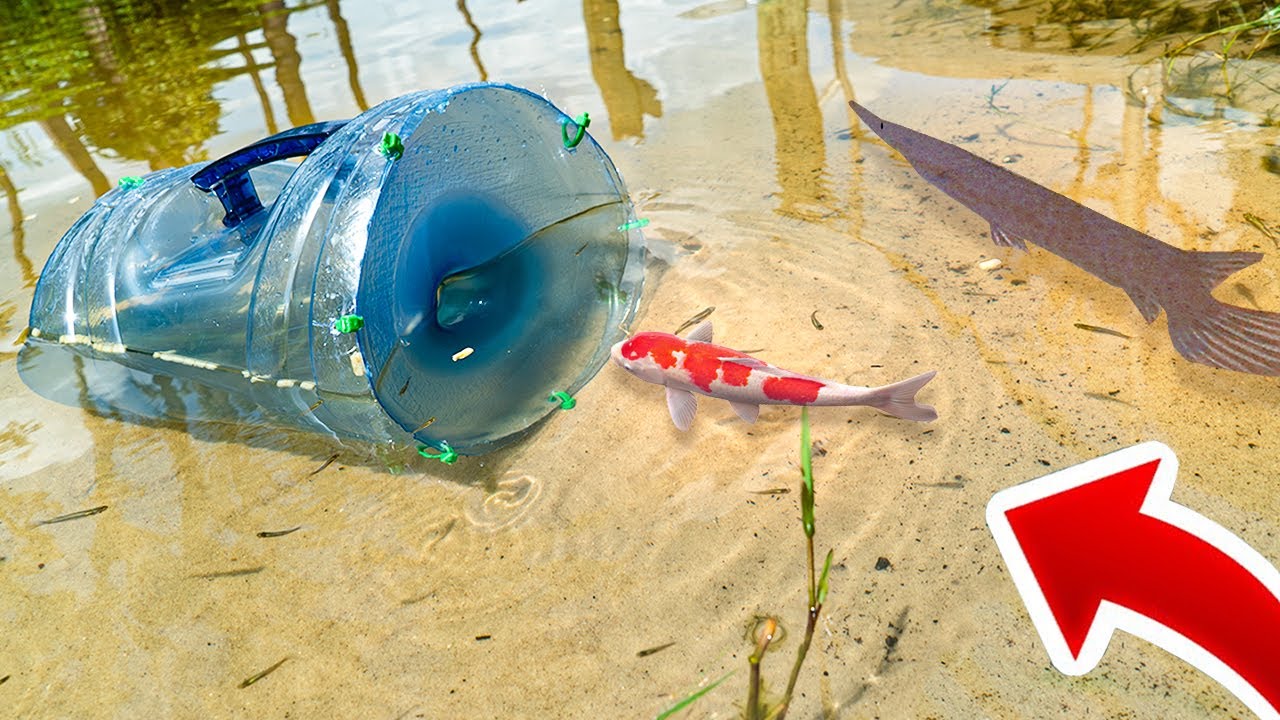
1165, 296, 1280, 375
865, 370, 938, 422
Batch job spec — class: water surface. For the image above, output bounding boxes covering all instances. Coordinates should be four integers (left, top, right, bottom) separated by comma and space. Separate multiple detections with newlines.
3, 0, 1280, 717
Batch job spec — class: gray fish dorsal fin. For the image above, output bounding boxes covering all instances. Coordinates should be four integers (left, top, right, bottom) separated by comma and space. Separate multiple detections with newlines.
666, 387, 698, 431
685, 320, 713, 343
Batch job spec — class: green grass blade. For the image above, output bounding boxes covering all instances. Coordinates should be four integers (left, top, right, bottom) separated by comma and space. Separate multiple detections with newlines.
816, 548, 835, 605
655, 670, 736, 720
801, 483, 814, 539
800, 408, 815, 537
799, 408, 813, 493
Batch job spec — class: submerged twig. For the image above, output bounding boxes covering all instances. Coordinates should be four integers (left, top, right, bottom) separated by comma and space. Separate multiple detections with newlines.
1073, 322, 1131, 339
673, 306, 715, 336
637, 642, 677, 658
1245, 212, 1278, 244
308, 453, 340, 477
36, 505, 108, 525
239, 656, 289, 688
193, 566, 266, 579
1085, 391, 1133, 406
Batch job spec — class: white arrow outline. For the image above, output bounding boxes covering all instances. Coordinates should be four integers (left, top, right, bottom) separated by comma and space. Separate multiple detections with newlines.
985, 441, 1280, 720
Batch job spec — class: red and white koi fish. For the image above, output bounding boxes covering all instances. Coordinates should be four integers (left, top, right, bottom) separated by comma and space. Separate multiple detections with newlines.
610, 321, 937, 430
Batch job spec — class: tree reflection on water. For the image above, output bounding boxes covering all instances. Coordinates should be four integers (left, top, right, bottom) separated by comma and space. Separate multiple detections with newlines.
0, 0, 363, 178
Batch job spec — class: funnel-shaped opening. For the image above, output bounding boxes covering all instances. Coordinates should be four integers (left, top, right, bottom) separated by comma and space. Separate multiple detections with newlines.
353, 85, 641, 454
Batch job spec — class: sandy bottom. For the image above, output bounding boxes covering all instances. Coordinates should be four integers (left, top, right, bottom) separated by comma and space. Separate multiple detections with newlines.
5, 1, 1280, 718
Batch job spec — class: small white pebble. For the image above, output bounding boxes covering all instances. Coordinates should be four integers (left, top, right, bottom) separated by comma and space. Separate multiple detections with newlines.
350, 350, 367, 376
978, 258, 1003, 271
452, 347, 475, 362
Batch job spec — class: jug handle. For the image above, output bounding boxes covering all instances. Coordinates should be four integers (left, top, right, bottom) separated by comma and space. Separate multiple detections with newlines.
191, 120, 349, 228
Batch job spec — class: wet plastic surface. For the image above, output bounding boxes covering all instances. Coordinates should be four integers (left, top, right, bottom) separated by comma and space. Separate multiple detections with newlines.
22, 83, 646, 455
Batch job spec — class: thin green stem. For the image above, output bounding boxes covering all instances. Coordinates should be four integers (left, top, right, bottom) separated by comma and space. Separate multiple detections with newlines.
773, 602, 820, 720
774, 407, 823, 720
807, 535, 816, 608
747, 617, 778, 720
748, 658, 762, 720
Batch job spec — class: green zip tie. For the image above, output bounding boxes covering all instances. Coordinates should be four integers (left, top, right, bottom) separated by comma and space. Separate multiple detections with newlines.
117, 176, 144, 191
617, 218, 650, 232
334, 314, 364, 333
548, 391, 576, 410
561, 113, 590, 149
379, 132, 404, 160
417, 441, 458, 465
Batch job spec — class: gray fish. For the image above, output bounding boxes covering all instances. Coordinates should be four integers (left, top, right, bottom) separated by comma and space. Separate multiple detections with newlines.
852, 101, 1280, 375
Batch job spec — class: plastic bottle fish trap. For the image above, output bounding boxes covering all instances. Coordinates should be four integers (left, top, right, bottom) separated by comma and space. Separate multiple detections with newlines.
24, 83, 646, 455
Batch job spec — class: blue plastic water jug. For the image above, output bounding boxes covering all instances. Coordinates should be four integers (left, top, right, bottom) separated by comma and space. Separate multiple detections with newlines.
23, 83, 646, 455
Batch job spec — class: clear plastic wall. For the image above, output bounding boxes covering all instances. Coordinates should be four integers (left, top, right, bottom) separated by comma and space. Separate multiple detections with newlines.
24, 83, 646, 455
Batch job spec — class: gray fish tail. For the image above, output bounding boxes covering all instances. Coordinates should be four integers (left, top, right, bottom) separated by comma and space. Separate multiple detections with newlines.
864, 371, 938, 422
1191, 250, 1265, 290
1164, 249, 1280, 374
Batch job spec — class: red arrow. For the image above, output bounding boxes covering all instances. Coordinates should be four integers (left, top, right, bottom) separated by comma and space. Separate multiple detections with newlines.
986, 442, 1280, 720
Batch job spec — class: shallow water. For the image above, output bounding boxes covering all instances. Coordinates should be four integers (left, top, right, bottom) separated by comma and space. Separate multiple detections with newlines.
4, 0, 1280, 717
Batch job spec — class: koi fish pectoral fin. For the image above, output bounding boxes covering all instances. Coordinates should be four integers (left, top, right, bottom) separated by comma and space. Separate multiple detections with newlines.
1124, 287, 1164, 323
666, 387, 698, 431
1165, 297, 1280, 375
729, 401, 760, 424
989, 223, 1028, 251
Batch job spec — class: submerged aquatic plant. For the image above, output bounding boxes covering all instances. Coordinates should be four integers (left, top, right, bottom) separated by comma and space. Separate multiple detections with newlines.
1156, 3, 1280, 62
750, 407, 834, 720
653, 408, 834, 719
1145, 3, 1280, 111
656, 671, 737, 720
